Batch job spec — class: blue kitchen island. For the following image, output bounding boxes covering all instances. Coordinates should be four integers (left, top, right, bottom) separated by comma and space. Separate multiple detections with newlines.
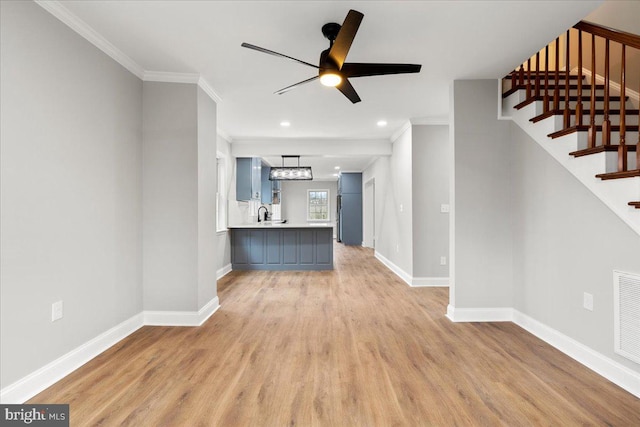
229, 223, 333, 271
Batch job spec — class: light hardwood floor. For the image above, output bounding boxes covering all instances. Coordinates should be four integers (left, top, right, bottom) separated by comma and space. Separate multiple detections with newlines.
31, 243, 640, 425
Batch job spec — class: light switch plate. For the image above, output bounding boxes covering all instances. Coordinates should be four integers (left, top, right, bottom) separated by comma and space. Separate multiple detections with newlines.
583, 292, 593, 311
52, 301, 63, 321
440, 204, 450, 213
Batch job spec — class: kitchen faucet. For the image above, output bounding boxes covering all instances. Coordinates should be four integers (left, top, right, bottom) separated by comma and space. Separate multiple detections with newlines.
257, 205, 269, 222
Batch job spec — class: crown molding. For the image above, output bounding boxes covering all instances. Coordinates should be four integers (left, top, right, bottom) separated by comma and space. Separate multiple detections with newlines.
390, 121, 411, 143
217, 129, 233, 143
35, 0, 144, 79
143, 71, 199, 84
410, 116, 450, 126
197, 76, 224, 104
35, 1, 223, 105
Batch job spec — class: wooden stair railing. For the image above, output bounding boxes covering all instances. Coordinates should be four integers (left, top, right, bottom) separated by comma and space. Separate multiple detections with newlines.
503, 20, 640, 210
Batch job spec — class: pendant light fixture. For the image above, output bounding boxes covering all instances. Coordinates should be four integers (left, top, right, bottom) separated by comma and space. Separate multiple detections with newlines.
269, 155, 313, 181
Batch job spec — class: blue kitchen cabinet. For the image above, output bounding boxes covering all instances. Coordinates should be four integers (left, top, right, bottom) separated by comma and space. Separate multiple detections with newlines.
337, 172, 363, 245
261, 163, 272, 204
231, 227, 333, 270
236, 157, 262, 201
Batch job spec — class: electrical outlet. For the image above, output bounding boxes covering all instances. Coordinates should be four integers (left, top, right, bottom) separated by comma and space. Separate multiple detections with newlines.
399, 204, 403, 212
396, 243, 400, 253
440, 204, 450, 213
52, 301, 63, 322
440, 256, 447, 265
583, 292, 593, 311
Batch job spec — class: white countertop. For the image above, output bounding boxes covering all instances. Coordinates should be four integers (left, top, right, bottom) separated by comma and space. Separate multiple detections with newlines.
228, 222, 333, 229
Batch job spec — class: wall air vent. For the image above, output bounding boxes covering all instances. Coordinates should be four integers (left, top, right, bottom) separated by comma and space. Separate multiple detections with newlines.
614, 270, 640, 364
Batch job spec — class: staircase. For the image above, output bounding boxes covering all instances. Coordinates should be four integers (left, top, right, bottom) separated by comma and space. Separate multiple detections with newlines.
501, 21, 640, 236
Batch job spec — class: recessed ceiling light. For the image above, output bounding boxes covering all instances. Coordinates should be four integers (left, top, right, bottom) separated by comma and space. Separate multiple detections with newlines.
377, 120, 387, 127
334, 166, 340, 170
280, 121, 291, 127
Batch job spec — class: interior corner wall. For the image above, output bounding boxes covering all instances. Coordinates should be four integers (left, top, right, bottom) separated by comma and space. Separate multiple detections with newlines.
452, 80, 514, 308
197, 88, 218, 308
363, 126, 413, 276
142, 82, 199, 311
1, 1, 143, 388
510, 121, 640, 375
411, 125, 450, 278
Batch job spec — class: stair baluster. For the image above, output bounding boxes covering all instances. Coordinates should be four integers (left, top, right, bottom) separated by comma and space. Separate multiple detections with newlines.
554, 38, 560, 111
575, 30, 583, 127
526, 58, 532, 100
563, 30, 571, 129
588, 33, 596, 149
543, 46, 549, 113
618, 45, 627, 172
602, 38, 611, 146
535, 52, 540, 99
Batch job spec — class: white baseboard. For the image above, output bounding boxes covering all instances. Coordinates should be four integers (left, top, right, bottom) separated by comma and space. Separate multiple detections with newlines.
412, 277, 449, 287
446, 304, 513, 322
216, 264, 232, 280
445, 304, 640, 398
512, 310, 640, 399
0, 313, 144, 404
375, 251, 449, 287
144, 296, 220, 327
1, 296, 221, 403
374, 251, 411, 286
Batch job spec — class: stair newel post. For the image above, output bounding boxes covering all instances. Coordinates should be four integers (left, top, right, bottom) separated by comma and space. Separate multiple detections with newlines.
563, 30, 571, 129
575, 30, 583, 126
618, 44, 627, 172
602, 38, 611, 147
511, 67, 517, 91
588, 33, 596, 149
535, 52, 540, 99
543, 46, 550, 113
526, 58, 532, 99
637, 70, 639, 172
554, 38, 560, 111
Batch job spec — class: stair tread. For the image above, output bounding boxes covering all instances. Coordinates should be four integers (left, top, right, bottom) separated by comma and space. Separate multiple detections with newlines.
570, 145, 638, 157
549, 125, 640, 139
595, 170, 640, 180
629, 202, 640, 209
505, 71, 582, 79
531, 109, 640, 123
515, 95, 628, 110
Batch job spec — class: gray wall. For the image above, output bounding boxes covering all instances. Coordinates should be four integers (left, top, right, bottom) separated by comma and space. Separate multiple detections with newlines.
453, 79, 640, 374
412, 125, 450, 278
197, 88, 218, 306
1, 1, 143, 387
511, 122, 640, 373
143, 82, 218, 312
142, 82, 199, 311
452, 80, 514, 308
363, 127, 414, 275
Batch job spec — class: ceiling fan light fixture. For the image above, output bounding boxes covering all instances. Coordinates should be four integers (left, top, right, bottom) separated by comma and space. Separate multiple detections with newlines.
320, 72, 342, 87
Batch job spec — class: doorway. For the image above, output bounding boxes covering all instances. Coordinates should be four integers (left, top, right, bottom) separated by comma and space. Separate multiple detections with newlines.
363, 178, 375, 248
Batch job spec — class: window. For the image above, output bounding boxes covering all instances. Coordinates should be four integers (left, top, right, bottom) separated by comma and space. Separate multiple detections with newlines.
307, 189, 330, 221
216, 156, 227, 231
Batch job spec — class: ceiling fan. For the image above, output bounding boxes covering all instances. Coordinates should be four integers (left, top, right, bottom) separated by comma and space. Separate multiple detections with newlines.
241, 9, 422, 104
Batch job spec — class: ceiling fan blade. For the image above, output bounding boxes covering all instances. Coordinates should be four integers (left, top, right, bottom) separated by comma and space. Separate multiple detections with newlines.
336, 78, 361, 104
341, 63, 422, 78
241, 43, 319, 69
328, 10, 364, 69
274, 76, 319, 95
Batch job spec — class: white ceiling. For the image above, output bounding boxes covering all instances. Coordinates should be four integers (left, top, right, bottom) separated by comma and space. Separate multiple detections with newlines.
46, 0, 602, 178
